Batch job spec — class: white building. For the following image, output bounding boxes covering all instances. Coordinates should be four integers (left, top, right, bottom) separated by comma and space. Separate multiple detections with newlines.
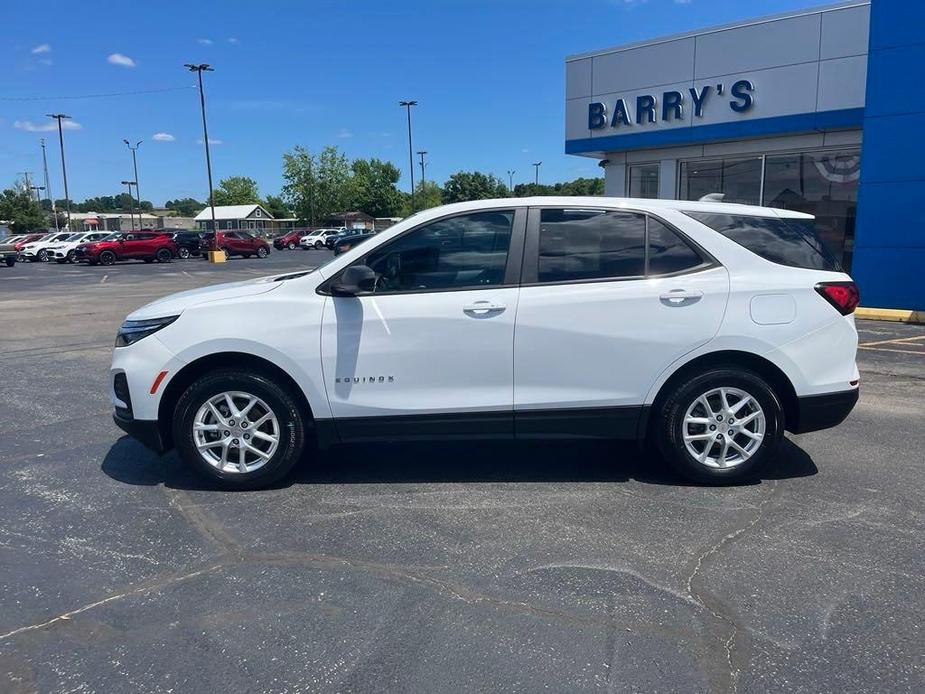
193, 204, 297, 233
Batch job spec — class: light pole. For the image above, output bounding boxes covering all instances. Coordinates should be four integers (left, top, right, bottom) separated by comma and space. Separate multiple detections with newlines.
18, 171, 35, 198
507, 170, 516, 193
532, 161, 542, 185
47, 114, 73, 230
399, 100, 417, 212
185, 63, 217, 232
121, 180, 137, 231
31, 185, 45, 203
417, 150, 428, 186
40, 138, 59, 232
123, 139, 143, 210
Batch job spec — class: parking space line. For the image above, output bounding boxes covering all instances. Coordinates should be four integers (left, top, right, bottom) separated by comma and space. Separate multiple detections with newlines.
858, 345, 925, 356
859, 335, 925, 347
99, 274, 108, 284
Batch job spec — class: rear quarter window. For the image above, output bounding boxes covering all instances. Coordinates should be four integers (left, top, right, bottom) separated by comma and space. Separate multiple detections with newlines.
684, 212, 841, 272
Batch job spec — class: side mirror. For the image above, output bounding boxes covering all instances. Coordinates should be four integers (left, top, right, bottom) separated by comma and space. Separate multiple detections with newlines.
330, 265, 377, 297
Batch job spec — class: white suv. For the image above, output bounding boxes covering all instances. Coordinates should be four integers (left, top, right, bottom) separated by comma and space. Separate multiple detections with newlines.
48, 231, 110, 263
20, 232, 73, 262
300, 228, 342, 249
111, 197, 860, 489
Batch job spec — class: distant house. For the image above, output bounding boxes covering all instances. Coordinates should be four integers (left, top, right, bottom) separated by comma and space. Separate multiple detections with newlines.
193, 204, 297, 233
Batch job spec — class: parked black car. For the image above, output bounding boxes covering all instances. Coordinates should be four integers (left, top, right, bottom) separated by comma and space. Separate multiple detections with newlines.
169, 230, 205, 259
327, 228, 375, 250
333, 230, 377, 255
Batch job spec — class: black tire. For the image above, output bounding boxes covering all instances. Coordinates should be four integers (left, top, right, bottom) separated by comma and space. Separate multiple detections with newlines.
655, 368, 784, 485
314, 240, 324, 249
172, 369, 307, 490
177, 247, 191, 259
67, 250, 77, 263
287, 241, 297, 250
37, 249, 49, 262
156, 248, 173, 263
99, 250, 117, 266
220, 247, 230, 259
256, 246, 268, 258
5, 258, 14, 267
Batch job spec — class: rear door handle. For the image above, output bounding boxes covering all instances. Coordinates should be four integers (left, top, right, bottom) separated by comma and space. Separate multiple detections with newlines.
463, 301, 506, 315
659, 289, 703, 304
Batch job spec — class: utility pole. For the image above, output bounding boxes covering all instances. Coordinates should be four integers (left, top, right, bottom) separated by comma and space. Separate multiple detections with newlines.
399, 100, 417, 212
532, 161, 542, 185
185, 63, 217, 232
417, 150, 428, 186
122, 180, 137, 231
507, 170, 516, 193
47, 114, 73, 231
123, 139, 143, 211
18, 171, 34, 196
40, 138, 59, 232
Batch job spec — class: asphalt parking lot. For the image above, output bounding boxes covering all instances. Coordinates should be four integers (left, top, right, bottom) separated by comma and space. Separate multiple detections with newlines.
1, 253, 923, 693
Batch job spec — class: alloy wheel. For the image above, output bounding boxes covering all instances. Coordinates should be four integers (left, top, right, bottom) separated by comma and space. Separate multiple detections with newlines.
682, 387, 765, 469
192, 391, 280, 473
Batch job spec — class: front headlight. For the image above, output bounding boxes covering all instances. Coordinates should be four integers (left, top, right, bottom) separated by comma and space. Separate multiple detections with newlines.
115, 315, 179, 347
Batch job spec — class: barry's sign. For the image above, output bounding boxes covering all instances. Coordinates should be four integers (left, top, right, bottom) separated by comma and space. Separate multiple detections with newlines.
588, 79, 754, 130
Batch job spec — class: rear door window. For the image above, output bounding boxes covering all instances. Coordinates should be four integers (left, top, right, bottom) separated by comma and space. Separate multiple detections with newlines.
684, 211, 841, 271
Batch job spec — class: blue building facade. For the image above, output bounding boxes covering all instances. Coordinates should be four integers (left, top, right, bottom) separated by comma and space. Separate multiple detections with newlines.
565, 0, 923, 310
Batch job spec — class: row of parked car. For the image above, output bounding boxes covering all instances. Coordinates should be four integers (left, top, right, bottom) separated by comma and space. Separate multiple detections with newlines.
273, 227, 378, 255
0, 230, 274, 267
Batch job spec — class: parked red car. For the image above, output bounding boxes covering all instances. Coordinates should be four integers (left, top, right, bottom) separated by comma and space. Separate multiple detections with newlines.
200, 231, 271, 258
74, 231, 177, 266
273, 230, 304, 250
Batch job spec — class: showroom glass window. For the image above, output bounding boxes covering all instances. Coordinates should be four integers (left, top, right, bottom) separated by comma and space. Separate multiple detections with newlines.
679, 156, 762, 204
762, 150, 860, 270
364, 210, 514, 292
627, 163, 660, 198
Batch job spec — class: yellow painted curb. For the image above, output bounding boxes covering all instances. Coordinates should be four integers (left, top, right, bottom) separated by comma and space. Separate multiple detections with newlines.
856, 307, 925, 324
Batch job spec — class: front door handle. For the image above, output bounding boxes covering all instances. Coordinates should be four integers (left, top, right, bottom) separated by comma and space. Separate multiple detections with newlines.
659, 289, 703, 305
463, 300, 506, 315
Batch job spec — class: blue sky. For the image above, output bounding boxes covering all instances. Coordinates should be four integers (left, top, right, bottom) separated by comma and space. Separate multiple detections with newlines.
2, 0, 817, 206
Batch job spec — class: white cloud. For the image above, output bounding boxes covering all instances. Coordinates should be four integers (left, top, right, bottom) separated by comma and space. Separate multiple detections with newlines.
31, 43, 51, 54
107, 53, 136, 67
197, 38, 213, 45
152, 132, 176, 142
227, 37, 239, 44
14, 119, 82, 132
196, 137, 223, 145
337, 128, 353, 139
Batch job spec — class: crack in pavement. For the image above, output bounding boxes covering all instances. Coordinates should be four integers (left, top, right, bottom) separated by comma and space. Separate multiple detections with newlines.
684, 480, 780, 694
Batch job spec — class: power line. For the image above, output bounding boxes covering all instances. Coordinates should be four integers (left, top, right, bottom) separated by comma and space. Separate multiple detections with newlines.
0, 85, 195, 102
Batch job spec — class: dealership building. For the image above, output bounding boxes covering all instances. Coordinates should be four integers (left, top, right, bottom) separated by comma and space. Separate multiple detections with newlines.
565, 0, 923, 310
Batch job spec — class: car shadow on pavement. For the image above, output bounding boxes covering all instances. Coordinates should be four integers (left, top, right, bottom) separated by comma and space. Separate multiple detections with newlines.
101, 435, 817, 490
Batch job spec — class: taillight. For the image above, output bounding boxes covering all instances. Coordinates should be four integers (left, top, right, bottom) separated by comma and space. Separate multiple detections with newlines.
815, 281, 859, 315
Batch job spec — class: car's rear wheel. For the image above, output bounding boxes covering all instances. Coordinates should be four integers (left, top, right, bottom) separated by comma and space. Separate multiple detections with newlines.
173, 369, 306, 489
177, 247, 191, 259
156, 248, 173, 263
4, 258, 14, 267
287, 241, 297, 250
99, 250, 116, 266
256, 246, 268, 258
655, 368, 783, 485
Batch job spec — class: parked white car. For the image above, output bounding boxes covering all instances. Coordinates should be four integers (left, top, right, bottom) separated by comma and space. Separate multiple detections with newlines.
300, 228, 342, 249
47, 232, 110, 263
19, 232, 74, 262
111, 197, 859, 489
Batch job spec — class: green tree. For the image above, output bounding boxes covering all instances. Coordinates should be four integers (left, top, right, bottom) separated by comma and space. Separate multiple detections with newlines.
282, 145, 352, 225
406, 180, 443, 214
165, 198, 204, 216
264, 194, 291, 219
513, 176, 604, 198
212, 176, 262, 206
350, 158, 404, 217
0, 183, 47, 231
442, 171, 508, 204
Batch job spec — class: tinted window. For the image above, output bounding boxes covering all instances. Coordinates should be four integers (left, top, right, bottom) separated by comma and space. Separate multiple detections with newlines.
365, 211, 513, 292
537, 209, 645, 283
684, 212, 841, 271
647, 219, 704, 275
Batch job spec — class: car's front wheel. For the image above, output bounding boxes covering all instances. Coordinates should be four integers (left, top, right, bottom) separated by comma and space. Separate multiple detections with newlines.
655, 368, 783, 485
37, 249, 50, 262
99, 250, 117, 266
287, 241, 297, 250
256, 246, 269, 258
314, 240, 324, 249
173, 369, 307, 489
177, 247, 191, 259
156, 248, 173, 263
